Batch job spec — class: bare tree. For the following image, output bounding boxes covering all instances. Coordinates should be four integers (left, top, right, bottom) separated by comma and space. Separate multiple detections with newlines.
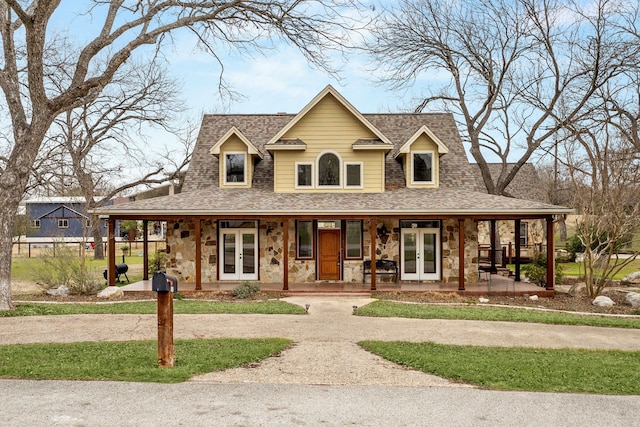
562, 121, 640, 298
0, 0, 364, 310
367, 0, 639, 196
44, 58, 190, 260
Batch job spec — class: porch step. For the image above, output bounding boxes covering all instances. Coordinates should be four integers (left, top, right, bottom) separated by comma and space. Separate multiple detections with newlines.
284, 291, 372, 297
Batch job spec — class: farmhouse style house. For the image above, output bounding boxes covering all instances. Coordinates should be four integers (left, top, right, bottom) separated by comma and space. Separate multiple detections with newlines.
98, 86, 570, 293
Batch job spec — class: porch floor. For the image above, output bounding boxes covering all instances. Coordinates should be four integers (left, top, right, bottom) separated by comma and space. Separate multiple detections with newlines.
119, 274, 553, 297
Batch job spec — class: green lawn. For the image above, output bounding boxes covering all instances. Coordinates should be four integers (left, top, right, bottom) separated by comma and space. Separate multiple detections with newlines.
0, 338, 291, 383
359, 340, 640, 395
509, 259, 640, 281
355, 301, 640, 328
0, 300, 306, 317
557, 259, 640, 280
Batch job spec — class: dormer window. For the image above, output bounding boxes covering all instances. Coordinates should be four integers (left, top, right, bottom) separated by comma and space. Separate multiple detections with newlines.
412, 151, 434, 184
225, 153, 246, 184
318, 152, 340, 187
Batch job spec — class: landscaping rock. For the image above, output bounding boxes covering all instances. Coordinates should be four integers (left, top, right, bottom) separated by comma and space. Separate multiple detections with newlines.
529, 295, 539, 301
592, 295, 615, 307
622, 272, 640, 284
478, 298, 489, 303
46, 285, 69, 297
97, 286, 124, 299
625, 292, 640, 308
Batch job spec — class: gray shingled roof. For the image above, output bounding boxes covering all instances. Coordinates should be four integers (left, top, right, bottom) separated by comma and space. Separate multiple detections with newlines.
97, 185, 568, 216
473, 163, 548, 202
97, 113, 571, 216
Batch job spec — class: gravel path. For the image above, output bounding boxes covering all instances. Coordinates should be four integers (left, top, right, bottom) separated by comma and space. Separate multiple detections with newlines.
2, 296, 640, 387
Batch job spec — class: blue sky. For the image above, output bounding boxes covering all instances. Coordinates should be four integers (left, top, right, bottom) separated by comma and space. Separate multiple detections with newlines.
50, 1, 421, 118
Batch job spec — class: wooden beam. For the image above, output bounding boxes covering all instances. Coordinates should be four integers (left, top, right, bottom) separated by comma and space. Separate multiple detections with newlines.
514, 219, 521, 282
143, 220, 149, 281
283, 218, 289, 291
458, 218, 465, 291
546, 216, 555, 291
108, 218, 116, 286
157, 291, 175, 367
370, 217, 377, 291
490, 219, 497, 274
195, 218, 202, 291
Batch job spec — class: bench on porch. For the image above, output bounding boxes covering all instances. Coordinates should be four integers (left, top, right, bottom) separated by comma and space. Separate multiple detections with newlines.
363, 259, 398, 283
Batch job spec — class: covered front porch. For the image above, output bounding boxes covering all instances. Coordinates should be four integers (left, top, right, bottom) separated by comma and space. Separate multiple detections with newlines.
119, 273, 553, 297
103, 213, 558, 295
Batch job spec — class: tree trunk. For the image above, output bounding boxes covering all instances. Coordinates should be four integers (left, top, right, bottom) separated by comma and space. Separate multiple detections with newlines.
0, 205, 16, 310
92, 214, 105, 260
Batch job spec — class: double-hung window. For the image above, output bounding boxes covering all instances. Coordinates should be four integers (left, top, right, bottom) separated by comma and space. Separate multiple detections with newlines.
58, 219, 69, 229
345, 163, 362, 188
344, 220, 362, 259
296, 220, 314, 259
411, 151, 434, 184
224, 153, 246, 184
296, 163, 313, 188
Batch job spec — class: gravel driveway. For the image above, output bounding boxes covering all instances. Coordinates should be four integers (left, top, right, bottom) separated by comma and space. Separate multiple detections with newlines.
2, 296, 640, 386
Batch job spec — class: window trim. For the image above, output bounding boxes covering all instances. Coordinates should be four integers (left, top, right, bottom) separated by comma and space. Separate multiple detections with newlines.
295, 162, 314, 188
31, 219, 41, 229
223, 151, 247, 185
296, 220, 315, 260
410, 150, 435, 184
343, 220, 363, 260
316, 151, 342, 188
519, 222, 528, 247
58, 218, 69, 229
344, 162, 363, 189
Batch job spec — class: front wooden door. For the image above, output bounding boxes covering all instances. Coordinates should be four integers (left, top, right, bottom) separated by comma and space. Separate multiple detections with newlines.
318, 229, 341, 280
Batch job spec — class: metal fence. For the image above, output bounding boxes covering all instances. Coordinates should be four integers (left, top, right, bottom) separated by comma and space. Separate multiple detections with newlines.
12, 240, 166, 258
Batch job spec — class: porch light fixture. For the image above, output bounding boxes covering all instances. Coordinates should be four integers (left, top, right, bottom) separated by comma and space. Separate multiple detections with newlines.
377, 224, 389, 245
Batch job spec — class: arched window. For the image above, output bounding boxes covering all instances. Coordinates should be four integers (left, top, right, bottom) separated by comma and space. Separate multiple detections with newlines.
318, 152, 340, 186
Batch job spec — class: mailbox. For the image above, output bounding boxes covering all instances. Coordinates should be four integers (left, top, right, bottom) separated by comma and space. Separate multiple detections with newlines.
152, 272, 178, 293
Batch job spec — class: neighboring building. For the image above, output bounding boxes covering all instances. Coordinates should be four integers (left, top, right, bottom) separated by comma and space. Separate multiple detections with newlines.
25, 197, 108, 240
97, 86, 570, 291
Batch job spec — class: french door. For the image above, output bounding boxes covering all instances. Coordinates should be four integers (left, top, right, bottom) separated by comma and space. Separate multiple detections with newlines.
220, 228, 258, 281
401, 228, 440, 281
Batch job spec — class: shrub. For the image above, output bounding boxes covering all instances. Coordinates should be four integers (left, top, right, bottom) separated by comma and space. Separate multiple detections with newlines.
148, 250, 167, 276
231, 281, 260, 299
522, 253, 564, 287
565, 235, 585, 262
34, 245, 102, 295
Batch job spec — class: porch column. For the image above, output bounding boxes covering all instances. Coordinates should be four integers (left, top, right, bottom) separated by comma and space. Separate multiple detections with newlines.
490, 219, 497, 273
195, 218, 202, 291
108, 217, 116, 286
546, 216, 555, 291
514, 219, 521, 282
458, 218, 465, 291
283, 218, 289, 291
143, 220, 149, 281
370, 217, 377, 291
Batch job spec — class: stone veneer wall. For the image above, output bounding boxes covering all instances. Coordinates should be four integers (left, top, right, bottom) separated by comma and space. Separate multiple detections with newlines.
165, 217, 480, 285
441, 219, 479, 284
477, 219, 546, 246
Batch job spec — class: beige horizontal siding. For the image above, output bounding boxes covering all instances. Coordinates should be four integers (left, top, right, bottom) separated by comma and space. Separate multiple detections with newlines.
274, 94, 385, 192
